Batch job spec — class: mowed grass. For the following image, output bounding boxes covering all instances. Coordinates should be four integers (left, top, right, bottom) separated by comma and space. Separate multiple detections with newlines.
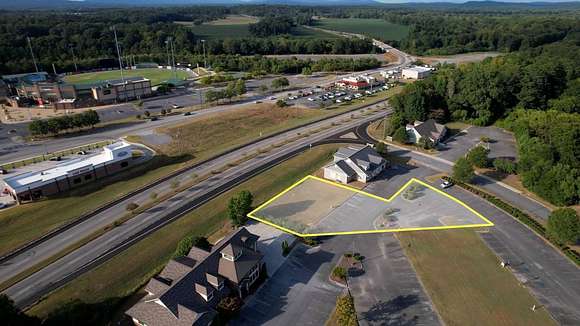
0, 103, 329, 258
63, 68, 190, 86
315, 18, 410, 41
205, 15, 258, 25
398, 230, 556, 326
27, 143, 344, 318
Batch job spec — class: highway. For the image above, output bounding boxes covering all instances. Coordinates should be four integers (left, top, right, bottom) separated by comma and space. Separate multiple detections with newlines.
2, 107, 390, 308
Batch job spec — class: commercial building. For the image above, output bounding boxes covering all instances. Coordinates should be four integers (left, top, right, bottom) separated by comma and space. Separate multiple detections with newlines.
126, 227, 264, 326
402, 66, 433, 79
2, 142, 135, 203
336, 74, 380, 90
91, 77, 152, 104
324, 145, 387, 184
16, 82, 78, 107
405, 119, 447, 144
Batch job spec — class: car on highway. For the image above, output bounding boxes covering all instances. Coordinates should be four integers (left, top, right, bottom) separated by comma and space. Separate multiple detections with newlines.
183, 112, 192, 116
440, 180, 454, 189
77, 151, 87, 155
171, 104, 182, 109
254, 100, 262, 104
49, 156, 62, 161
0, 168, 8, 175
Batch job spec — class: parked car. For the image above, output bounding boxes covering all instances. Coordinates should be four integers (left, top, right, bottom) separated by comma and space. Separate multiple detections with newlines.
335, 99, 342, 103
308, 97, 315, 101
77, 150, 87, 155
171, 104, 182, 109
269, 96, 277, 100
0, 169, 7, 175
150, 116, 159, 121
344, 96, 352, 101
440, 180, 453, 189
254, 100, 262, 104
183, 112, 192, 116
49, 156, 62, 161
0, 203, 6, 209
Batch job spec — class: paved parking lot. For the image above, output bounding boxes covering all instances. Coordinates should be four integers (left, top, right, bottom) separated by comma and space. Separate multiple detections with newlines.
437, 126, 517, 162
285, 85, 390, 109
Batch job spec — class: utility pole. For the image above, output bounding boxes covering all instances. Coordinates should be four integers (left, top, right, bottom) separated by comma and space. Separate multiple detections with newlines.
27, 37, 39, 72
111, 26, 127, 102
52, 63, 57, 75
170, 37, 177, 80
69, 44, 78, 72
165, 38, 171, 67
201, 39, 207, 69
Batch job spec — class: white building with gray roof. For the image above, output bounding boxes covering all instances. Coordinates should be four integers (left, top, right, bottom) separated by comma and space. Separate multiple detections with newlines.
323, 145, 387, 184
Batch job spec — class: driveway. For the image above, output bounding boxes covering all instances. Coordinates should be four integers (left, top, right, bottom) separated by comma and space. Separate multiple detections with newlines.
349, 233, 440, 326
438, 126, 517, 163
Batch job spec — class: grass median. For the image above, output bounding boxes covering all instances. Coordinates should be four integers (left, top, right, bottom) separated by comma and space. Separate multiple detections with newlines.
26, 143, 345, 319
398, 229, 556, 326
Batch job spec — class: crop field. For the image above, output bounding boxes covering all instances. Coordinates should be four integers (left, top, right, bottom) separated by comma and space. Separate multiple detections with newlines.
205, 15, 258, 25
180, 20, 336, 40
63, 68, 190, 86
315, 18, 410, 41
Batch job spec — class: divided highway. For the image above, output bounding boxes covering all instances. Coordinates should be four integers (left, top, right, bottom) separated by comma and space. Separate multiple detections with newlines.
2, 107, 391, 308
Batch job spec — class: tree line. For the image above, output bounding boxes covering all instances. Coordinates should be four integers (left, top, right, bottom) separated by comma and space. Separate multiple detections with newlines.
389, 37, 580, 206
28, 110, 100, 136
205, 79, 247, 104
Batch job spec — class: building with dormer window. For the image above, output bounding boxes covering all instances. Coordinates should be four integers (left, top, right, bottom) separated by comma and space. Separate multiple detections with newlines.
126, 227, 264, 326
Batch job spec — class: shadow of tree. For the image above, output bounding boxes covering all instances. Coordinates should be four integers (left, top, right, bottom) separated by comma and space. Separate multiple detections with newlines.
361, 294, 421, 326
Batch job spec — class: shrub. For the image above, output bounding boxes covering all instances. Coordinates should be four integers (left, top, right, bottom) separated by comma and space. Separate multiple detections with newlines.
375, 142, 387, 155
493, 158, 517, 174
217, 296, 243, 315
466, 146, 490, 168
174, 235, 211, 258
332, 266, 347, 281
547, 208, 580, 245
453, 157, 475, 183
125, 202, 139, 211
392, 126, 409, 144
336, 294, 357, 326
276, 99, 288, 108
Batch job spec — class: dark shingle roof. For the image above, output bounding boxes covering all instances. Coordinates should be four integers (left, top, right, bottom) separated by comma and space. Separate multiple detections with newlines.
413, 119, 446, 141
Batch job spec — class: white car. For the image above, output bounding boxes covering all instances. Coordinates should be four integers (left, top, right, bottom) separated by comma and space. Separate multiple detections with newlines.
328, 95, 335, 99
308, 97, 315, 101
335, 99, 342, 103
344, 96, 352, 101
269, 96, 277, 100
440, 180, 454, 189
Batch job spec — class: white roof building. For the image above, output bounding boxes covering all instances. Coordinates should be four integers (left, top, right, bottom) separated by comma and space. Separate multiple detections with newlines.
402, 66, 433, 79
3, 142, 132, 194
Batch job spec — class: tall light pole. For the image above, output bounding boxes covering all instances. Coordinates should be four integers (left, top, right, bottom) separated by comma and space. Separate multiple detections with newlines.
201, 39, 207, 69
111, 26, 127, 102
27, 37, 39, 72
165, 38, 171, 67
69, 44, 78, 72
170, 37, 177, 80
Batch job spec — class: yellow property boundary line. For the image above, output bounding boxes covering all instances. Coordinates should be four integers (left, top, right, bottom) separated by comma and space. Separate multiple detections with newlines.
248, 175, 494, 237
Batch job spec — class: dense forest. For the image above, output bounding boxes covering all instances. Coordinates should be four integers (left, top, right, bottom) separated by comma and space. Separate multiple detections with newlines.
1, 5, 578, 74
389, 35, 580, 205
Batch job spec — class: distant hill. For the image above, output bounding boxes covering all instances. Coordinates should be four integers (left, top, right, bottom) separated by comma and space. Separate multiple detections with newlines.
2, 0, 580, 10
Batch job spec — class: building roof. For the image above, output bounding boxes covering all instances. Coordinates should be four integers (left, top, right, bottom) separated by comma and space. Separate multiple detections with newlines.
2, 142, 132, 193
126, 227, 262, 326
403, 66, 432, 73
410, 119, 446, 141
330, 145, 385, 178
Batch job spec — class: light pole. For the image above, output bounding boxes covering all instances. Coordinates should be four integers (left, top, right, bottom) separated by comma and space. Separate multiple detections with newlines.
165, 38, 171, 67
69, 44, 78, 72
111, 26, 127, 102
170, 38, 177, 80
201, 39, 207, 69
27, 36, 39, 72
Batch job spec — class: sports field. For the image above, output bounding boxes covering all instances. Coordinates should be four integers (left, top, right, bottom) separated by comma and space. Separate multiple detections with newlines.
63, 68, 190, 86
315, 18, 410, 41
249, 176, 492, 236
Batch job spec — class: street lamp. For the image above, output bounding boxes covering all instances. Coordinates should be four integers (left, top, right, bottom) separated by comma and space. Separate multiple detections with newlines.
201, 39, 207, 69
27, 36, 39, 73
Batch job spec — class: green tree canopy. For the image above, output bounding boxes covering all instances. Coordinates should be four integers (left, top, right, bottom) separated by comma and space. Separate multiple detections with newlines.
228, 190, 254, 227
547, 208, 580, 245
453, 157, 475, 183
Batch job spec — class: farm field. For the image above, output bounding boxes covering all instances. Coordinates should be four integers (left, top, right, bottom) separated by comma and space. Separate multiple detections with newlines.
399, 230, 556, 326
205, 14, 258, 25
63, 68, 190, 86
315, 18, 410, 41
27, 143, 346, 319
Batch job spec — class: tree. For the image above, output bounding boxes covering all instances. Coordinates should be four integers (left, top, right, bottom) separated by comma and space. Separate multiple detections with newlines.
234, 79, 247, 96
375, 142, 387, 155
227, 190, 253, 226
144, 110, 151, 118
336, 294, 357, 326
466, 146, 490, 168
126, 202, 139, 212
276, 99, 288, 108
493, 158, 516, 174
392, 126, 409, 144
174, 235, 211, 257
0, 294, 40, 326
259, 85, 269, 95
272, 77, 290, 89
453, 157, 475, 183
547, 208, 580, 245
418, 137, 434, 150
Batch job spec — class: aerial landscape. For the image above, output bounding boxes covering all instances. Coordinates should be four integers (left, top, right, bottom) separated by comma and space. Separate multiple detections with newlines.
0, 0, 579, 325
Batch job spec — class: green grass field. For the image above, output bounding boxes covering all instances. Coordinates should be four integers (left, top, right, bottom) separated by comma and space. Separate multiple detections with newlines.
27, 143, 344, 318
63, 68, 190, 86
399, 230, 555, 326
315, 18, 410, 41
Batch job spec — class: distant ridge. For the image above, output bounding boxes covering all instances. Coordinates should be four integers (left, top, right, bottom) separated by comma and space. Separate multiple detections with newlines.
2, 0, 580, 10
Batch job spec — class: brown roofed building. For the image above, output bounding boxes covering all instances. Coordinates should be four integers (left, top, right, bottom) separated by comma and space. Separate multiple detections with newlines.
126, 227, 264, 326
405, 119, 447, 145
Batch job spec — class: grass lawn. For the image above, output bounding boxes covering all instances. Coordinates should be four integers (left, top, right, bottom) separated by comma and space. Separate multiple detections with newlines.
27, 143, 345, 318
398, 230, 556, 326
315, 18, 410, 41
205, 15, 258, 25
63, 68, 190, 86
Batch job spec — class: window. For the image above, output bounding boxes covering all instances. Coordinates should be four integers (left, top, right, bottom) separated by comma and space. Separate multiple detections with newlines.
121, 161, 128, 168
73, 178, 81, 184
84, 174, 92, 181
103, 89, 111, 95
